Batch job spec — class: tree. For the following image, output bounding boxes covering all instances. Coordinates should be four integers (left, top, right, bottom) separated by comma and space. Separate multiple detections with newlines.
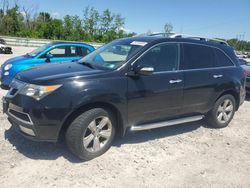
82, 6, 99, 40
0, 3, 133, 43
164, 23, 173, 33
99, 9, 125, 42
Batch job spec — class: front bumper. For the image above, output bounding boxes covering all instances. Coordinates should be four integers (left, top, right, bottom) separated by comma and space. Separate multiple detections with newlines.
1, 84, 10, 90
0, 68, 11, 90
2, 95, 68, 142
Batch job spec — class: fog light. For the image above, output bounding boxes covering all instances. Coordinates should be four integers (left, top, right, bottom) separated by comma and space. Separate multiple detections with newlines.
19, 125, 35, 136
4, 71, 9, 76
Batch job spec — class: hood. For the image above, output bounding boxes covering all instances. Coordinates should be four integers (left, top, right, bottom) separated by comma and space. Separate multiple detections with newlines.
16, 62, 104, 84
4, 55, 32, 65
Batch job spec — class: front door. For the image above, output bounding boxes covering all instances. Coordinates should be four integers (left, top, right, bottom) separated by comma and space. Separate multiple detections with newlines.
47, 46, 80, 63
127, 43, 184, 126
38, 45, 85, 64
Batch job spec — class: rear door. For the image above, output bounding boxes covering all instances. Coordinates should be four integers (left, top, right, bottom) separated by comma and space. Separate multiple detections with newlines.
180, 43, 221, 114
127, 43, 184, 126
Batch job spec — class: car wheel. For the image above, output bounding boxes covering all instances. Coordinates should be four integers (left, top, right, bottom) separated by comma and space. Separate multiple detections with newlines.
206, 94, 236, 128
66, 108, 116, 160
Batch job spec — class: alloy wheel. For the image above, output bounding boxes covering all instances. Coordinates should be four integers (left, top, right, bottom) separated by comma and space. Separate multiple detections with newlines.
216, 99, 234, 124
83, 116, 112, 153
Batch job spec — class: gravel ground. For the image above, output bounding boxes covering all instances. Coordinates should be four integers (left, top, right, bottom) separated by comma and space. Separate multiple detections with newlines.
0, 46, 250, 188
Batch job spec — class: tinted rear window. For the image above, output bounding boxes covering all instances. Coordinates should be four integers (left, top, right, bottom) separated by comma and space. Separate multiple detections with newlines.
181, 44, 216, 70
214, 49, 234, 67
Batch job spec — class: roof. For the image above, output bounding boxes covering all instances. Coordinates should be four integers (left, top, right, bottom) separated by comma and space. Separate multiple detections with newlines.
49, 41, 94, 47
119, 35, 232, 51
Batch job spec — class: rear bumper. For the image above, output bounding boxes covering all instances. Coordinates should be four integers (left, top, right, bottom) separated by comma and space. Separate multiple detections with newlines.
246, 87, 250, 94
246, 78, 250, 94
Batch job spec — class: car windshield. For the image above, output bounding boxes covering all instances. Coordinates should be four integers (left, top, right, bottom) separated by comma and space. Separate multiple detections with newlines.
78, 39, 147, 70
27, 43, 52, 57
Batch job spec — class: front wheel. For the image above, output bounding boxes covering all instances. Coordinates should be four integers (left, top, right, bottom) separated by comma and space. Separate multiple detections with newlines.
66, 108, 116, 160
206, 94, 236, 128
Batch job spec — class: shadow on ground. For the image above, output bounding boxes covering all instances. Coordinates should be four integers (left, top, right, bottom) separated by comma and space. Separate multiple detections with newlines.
245, 94, 250, 101
5, 120, 204, 163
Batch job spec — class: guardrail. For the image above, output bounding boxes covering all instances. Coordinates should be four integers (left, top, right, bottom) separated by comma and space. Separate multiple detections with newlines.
0, 35, 103, 48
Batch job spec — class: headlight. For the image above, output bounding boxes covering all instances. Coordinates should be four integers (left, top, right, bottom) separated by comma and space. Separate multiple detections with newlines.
4, 64, 12, 71
19, 84, 62, 100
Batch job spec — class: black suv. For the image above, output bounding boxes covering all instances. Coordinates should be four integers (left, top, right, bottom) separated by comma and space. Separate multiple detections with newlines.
2, 35, 246, 160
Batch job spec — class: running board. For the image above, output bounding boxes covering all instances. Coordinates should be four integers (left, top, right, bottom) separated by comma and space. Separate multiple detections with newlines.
130, 115, 204, 131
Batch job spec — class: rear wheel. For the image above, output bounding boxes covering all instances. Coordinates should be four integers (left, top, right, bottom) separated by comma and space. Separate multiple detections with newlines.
66, 108, 116, 160
206, 94, 236, 128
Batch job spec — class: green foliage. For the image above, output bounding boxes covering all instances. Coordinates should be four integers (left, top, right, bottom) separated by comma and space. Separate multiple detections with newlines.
0, 4, 135, 43
227, 39, 250, 52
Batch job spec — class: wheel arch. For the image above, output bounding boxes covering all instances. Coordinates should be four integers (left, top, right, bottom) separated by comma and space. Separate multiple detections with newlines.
58, 102, 125, 141
216, 89, 240, 110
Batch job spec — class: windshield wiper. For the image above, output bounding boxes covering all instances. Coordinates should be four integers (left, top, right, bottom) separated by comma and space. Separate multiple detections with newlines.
78, 61, 95, 69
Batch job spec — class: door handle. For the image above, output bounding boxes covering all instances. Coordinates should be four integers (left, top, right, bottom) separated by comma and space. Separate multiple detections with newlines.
169, 79, 183, 84
213, 74, 223, 79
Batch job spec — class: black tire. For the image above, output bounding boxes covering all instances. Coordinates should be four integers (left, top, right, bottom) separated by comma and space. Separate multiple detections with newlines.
206, 94, 236, 128
66, 108, 116, 160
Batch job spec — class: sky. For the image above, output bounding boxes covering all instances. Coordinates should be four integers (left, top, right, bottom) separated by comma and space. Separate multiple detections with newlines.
9, 0, 250, 40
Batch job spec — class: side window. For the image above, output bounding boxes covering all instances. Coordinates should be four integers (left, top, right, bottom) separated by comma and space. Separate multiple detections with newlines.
70, 46, 77, 56
181, 44, 216, 70
137, 43, 179, 72
49, 46, 67, 57
76, 46, 91, 57
214, 49, 234, 67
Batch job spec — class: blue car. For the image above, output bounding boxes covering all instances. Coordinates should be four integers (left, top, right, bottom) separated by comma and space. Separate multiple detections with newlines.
0, 41, 95, 89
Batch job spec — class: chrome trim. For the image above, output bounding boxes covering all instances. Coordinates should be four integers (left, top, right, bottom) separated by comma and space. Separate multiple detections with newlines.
151, 65, 235, 75
169, 79, 182, 84
213, 74, 223, 79
179, 65, 235, 72
19, 125, 35, 136
140, 67, 154, 72
130, 115, 204, 131
7, 108, 34, 125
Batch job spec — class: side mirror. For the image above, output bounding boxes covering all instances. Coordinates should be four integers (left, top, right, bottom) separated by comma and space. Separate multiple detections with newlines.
137, 66, 154, 76
126, 65, 154, 77
45, 53, 53, 62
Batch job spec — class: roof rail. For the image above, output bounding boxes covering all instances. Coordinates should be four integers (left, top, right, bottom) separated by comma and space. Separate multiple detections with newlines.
149, 32, 175, 37
149, 33, 229, 46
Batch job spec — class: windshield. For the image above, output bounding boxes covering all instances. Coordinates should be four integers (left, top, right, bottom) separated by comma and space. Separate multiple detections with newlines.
78, 39, 147, 70
27, 43, 52, 57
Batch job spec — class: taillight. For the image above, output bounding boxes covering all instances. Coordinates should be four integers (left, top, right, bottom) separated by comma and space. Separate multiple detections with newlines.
243, 69, 247, 78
